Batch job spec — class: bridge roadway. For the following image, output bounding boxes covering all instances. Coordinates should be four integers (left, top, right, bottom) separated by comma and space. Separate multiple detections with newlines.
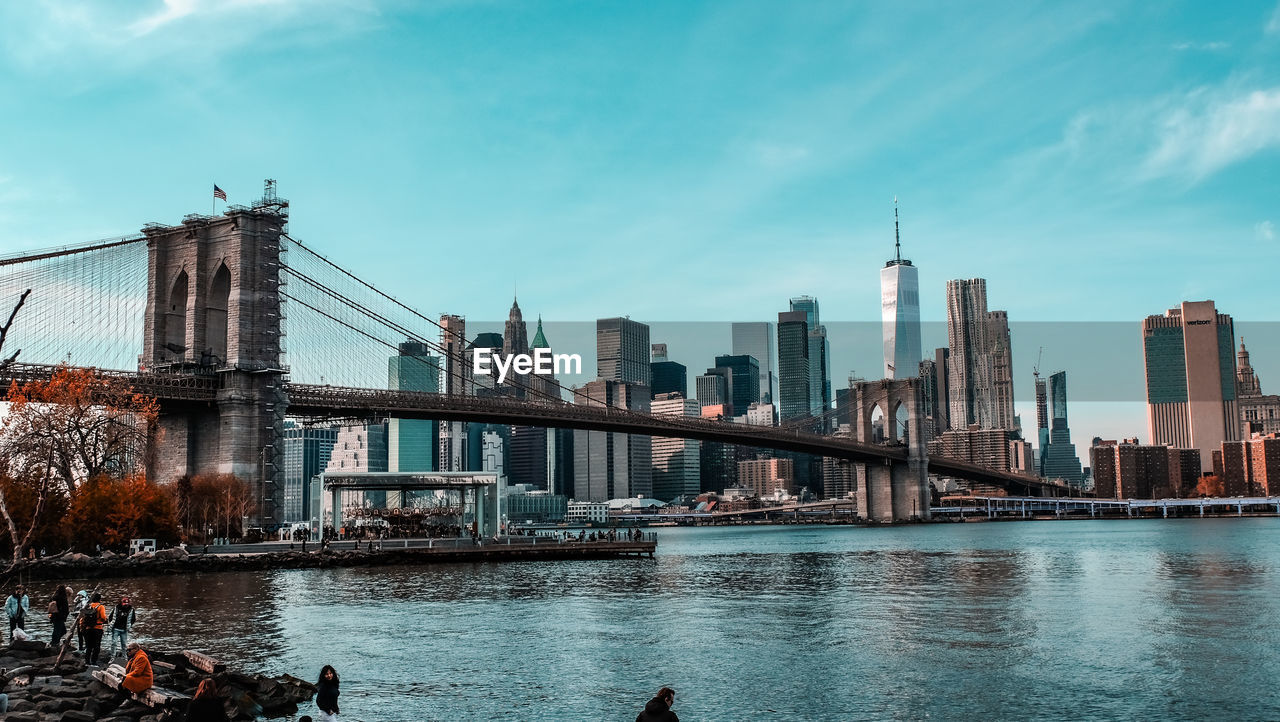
0, 363, 1061, 495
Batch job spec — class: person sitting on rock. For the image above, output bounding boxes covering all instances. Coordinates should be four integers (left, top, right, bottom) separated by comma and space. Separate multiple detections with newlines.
121, 642, 153, 694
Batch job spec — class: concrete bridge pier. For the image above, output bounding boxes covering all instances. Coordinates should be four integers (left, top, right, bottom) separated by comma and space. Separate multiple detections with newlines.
853, 378, 931, 522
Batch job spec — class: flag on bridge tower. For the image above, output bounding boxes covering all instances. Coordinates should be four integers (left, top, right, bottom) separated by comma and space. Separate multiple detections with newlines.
213, 185, 227, 201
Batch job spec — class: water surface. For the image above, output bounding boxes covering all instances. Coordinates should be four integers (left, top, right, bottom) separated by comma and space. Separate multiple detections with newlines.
35, 520, 1280, 721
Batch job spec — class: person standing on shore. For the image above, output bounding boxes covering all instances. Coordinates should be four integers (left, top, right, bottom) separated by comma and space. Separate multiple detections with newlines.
72, 590, 89, 650
80, 593, 108, 665
108, 595, 136, 659
5, 585, 29, 640
48, 586, 70, 646
635, 687, 679, 722
315, 664, 340, 721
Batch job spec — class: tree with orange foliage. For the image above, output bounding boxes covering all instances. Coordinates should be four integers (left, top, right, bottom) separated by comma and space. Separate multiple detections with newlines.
66, 475, 178, 552
1193, 474, 1224, 498
0, 365, 159, 563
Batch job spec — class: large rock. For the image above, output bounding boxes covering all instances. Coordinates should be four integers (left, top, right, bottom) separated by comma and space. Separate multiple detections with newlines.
153, 547, 189, 562
60, 710, 98, 722
9, 639, 50, 653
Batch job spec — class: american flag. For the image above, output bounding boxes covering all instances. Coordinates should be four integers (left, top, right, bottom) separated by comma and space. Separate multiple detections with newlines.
213, 185, 227, 201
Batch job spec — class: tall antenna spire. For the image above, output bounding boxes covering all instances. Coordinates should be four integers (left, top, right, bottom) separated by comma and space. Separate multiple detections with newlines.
893, 196, 901, 263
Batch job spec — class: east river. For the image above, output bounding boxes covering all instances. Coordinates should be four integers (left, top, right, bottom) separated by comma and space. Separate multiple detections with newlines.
37, 519, 1280, 721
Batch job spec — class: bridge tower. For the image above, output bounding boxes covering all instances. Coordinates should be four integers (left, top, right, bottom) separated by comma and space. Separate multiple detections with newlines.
852, 378, 931, 522
141, 189, 288, 525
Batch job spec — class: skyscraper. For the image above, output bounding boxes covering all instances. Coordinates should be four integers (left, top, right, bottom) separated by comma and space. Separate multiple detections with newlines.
731, 322, 775, 403
650, 343, 687, 398
1236, 340, 1280, 435
714, 354, 760, 417
650, 393, 701, 501
790, 296, 830, 418
388, 340, 440, 473
502, 297, 531, 397
946, 279, 1016, 431
597, 317, 651, 386
439, 314, 468, 472
572, 379, 652, 500
695, 369, 730, 412
881, 201, 922, 380
1039, 371, 1083, 486
1143, 300, 1240, 472
776, 311, 811, 421
282, 424, 337, 522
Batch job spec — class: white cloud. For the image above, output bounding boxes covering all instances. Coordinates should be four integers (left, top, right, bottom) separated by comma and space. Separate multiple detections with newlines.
1141, 87, 1280, 181
1171, 41, 1229, 51
1268, 2, 1280, 35
1258, 220, 1276, 241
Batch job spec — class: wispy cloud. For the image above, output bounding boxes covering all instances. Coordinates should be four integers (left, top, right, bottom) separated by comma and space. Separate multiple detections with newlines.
1267, 2, 1280, 35
1258, 220, 1276, 241
1171, 41, 1230, 51
1141, 87, 1280, 181
0, 0, 379, 73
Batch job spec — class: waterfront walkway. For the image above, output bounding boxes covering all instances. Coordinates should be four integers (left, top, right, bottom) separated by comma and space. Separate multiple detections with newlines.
933, 495, 1280, 520
203, 534, 658, 559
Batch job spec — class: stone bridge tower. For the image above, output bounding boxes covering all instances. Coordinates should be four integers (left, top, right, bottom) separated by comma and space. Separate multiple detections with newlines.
141, 189, 288, 525
852, 378, 931, 522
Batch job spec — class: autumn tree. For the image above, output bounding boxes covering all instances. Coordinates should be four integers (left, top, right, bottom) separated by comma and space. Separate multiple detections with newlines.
181, 474, 254, 542
0, 364, 159, 562
66, 475, 179, 552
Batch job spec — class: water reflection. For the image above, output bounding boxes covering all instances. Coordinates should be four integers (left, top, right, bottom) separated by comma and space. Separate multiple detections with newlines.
28, 519, 1280, 721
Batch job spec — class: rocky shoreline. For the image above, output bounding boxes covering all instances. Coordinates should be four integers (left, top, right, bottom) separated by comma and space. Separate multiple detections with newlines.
0, 639, 314, 721
2, 539, 657, 582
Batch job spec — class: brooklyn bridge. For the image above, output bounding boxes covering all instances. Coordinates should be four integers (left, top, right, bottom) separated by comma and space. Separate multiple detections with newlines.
0, 184, 1061, 526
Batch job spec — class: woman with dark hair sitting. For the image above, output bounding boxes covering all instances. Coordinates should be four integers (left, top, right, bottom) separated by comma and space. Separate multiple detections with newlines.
185, 678, 230, 722
316, 664, 341, 721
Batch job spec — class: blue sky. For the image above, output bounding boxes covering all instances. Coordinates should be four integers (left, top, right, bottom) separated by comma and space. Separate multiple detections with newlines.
1, 0, 1278, 446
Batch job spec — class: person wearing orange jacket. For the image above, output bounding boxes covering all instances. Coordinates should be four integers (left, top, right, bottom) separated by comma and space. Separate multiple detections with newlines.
121, 642, 153, 694
79, 592, 108, 666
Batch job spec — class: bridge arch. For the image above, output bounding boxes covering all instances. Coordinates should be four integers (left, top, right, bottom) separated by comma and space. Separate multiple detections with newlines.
205, 262, 231, 364
163, 269, 189, 362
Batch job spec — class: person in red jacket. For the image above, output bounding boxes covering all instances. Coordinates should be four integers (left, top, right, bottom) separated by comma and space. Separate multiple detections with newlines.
121, 642, 153, 694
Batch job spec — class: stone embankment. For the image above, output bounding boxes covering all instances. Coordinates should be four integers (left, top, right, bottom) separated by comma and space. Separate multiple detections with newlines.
0, 640, 314, 721
6, 539, 657, 582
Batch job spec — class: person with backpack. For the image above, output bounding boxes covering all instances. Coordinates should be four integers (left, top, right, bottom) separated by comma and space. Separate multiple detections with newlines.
108, 595, 136, 659
79, 593, 108, 665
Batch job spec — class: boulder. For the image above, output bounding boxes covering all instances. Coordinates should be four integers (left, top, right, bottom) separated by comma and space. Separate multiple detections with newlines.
61, 711, 99, 722
153, 547, 189, 562
9, 639, 50, 653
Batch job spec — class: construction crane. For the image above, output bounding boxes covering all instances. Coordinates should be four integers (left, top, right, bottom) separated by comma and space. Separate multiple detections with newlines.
1033, 346, 1043, 381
